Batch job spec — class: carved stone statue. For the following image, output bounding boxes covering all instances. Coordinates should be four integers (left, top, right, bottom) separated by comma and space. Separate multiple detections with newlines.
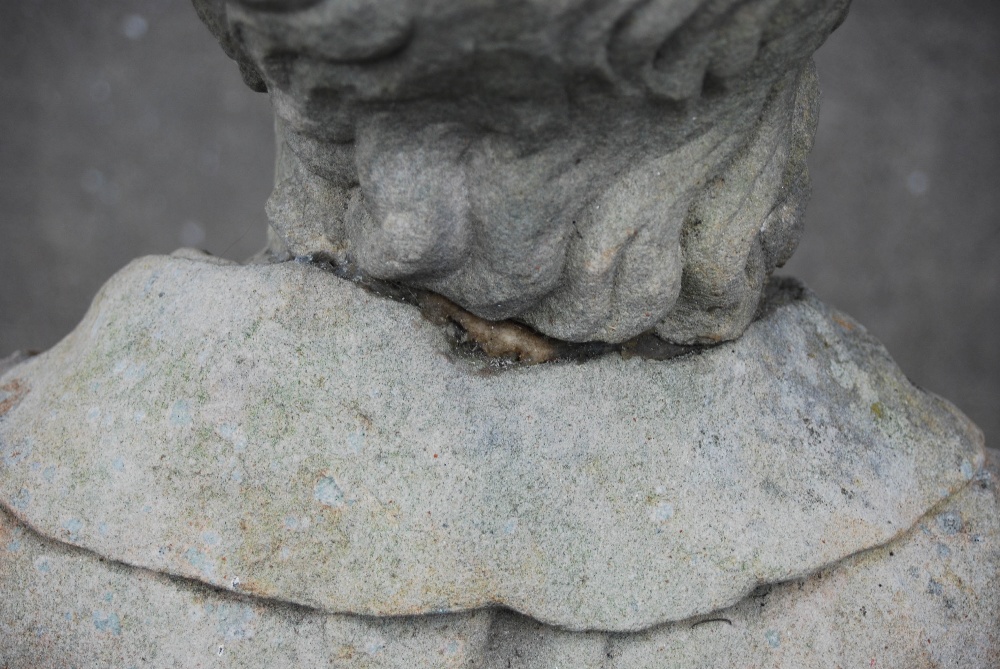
0, 1, 996, 666
196, 0, 849, 345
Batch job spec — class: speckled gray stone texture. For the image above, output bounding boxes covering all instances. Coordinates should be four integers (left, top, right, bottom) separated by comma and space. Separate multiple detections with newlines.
0, 352, 30, 378
486, 452, 1000, 667
0, 253, 984, 632
1, 451, 996, 667
194, 0, 850, 345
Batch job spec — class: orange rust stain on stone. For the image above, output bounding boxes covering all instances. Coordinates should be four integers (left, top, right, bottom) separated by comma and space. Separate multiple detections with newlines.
0, 378, 28, 417
239, 577, 278, 599
832, 314, 856, 332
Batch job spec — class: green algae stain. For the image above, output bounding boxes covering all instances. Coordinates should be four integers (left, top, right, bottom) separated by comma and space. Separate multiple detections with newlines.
870, 402, 886, 420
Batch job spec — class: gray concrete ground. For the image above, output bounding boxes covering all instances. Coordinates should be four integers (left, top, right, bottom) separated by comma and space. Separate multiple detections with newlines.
1, 0, 997, 445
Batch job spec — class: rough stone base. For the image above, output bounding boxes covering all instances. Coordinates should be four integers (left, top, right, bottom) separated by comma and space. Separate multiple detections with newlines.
0, 254, 996, 665
1, 450, 997, 667
0, 254, 985, 630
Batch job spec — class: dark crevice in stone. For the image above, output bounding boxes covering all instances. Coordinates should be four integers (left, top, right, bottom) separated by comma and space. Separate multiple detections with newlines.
296, 253, 727, 368
298, 253, 813, 369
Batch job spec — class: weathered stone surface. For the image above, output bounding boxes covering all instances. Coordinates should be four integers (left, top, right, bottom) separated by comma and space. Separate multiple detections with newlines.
0, 352, 30, 379
194, 0, 851, 345
0, 502, 494, 667
2, 451, 997, 667
0, 252, 983, 631
488, 452, 1000, 667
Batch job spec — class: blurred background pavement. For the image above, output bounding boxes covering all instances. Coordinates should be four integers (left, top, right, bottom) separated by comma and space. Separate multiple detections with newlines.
1, 0, 997, 445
